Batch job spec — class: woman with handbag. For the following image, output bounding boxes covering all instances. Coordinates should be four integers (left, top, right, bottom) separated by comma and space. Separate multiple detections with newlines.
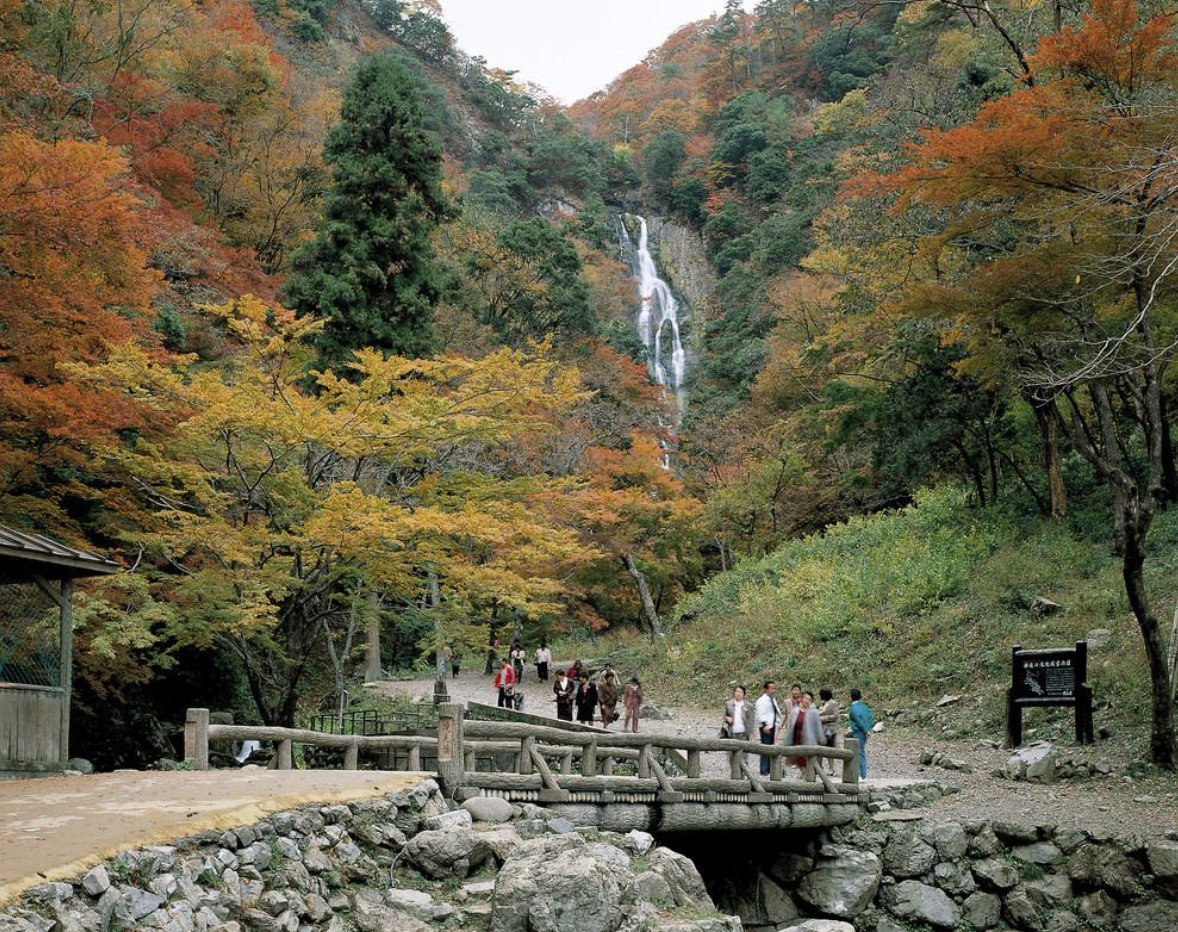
598, 671, 618, 729
817, 686, 841, 775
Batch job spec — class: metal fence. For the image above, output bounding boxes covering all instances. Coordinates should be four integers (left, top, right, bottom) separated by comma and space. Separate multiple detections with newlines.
0, 575, 60, 688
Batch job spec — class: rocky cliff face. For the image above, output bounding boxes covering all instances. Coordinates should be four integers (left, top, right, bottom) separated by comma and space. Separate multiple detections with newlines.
645, 217, 714, 355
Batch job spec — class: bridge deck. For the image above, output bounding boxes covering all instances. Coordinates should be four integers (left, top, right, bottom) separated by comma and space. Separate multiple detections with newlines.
0, 770, 423, 903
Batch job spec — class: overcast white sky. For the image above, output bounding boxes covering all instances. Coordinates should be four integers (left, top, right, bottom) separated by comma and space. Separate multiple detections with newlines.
439, 1, 747, 104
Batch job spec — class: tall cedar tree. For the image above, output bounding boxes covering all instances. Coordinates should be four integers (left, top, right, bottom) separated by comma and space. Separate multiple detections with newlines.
283, 55, 451, 370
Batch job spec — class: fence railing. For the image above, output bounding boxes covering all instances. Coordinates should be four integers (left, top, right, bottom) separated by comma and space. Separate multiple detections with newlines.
185, 703, 859, 802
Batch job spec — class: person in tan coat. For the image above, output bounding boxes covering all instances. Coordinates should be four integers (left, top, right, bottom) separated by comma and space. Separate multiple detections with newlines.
722, 685, 756, 739
622, 676, 643, 733
818, 686, 842, 775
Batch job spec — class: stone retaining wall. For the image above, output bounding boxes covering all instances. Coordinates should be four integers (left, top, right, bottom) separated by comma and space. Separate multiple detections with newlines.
675, 811, 1178, 932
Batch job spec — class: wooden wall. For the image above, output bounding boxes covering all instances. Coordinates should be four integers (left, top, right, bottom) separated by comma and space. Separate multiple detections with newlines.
0, 683, 63, 769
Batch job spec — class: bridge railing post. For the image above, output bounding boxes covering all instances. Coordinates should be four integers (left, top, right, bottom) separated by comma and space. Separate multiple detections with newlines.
843, 737, 860, 785
184, 708, 209, 771
436, 702, 466, 798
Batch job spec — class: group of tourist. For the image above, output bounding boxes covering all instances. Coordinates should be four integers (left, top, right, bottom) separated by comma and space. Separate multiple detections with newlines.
726, 681, 874, 779
491, 652, 645, 731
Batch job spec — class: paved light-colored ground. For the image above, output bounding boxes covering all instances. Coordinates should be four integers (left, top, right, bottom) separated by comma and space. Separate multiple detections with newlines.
383, 670, 1178, 841
0, 769, 421, 903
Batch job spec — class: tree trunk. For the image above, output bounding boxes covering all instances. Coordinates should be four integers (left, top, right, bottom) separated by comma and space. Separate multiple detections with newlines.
363, 589, 381, 682
624, 553, 665, 638
1031, 394, 1067, 518
1123, 533, 1177, 767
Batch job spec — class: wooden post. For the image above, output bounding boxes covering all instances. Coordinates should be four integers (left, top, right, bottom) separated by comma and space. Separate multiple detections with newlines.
804, 755, 816, 782
560, 749, 573, 776
638, 744, 651, 778
602, 754, 615, 776
436, 702, 465, 797
408, 745, 421, 770
518, 736, 535, 775
843, 737, 860, 785
277, 739, 293, 770
464, 748, 476, 772
59, 579, 73, 763
687, 748, 701, 778
582, 740, 597, 777
770, 752, 783, 782
344, 741, 358, 770
184, 708, 210, 771
729, 750, 742, 780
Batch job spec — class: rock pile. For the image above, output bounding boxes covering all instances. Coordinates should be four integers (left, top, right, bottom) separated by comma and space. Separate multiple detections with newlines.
0, 779, 739, 932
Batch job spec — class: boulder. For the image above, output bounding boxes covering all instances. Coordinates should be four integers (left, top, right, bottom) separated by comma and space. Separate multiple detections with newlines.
1030, 597, 1061, 616
81, 868, 110, 898
1086, 628, 1112, 649
641, 848, 714, 910
785, 922, 856, 932
962, 891, 1002, 930
922, 823, 968, 860
1076, 890, 1118, 927
1146, 841, 1178, 897
1119, 901, 1178, 932
1024, 873, 1073, 909
932, 860, 975, 897
1012, 841, 1063, 866
1003, 887, 1041, 931
1005, 744, 1056, 782
422, 809, 472, 832
883, 832, 937, 878
1067, 843, 1139, 898
972, 858, 1019, 891
461, 797, 514, 824
883, 880, 961, 929
402, 826, 490, 879
642, 702, 673, 721
352, 898, 429, 932
490, 834, 639, 932
478, 826, 523, 864
113, 889, 164, 923
625, 830, 655, 855
796, 846, 882, 919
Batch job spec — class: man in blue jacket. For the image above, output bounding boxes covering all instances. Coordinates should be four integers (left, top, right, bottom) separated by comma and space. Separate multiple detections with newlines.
848, 688, 875, 780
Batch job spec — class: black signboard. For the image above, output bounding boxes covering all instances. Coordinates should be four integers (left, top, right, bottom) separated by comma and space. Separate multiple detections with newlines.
1006, 642, 1094, 746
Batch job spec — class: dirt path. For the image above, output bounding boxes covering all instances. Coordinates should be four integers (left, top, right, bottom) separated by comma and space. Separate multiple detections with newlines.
383, 671, 1178, 840
0, 769, 422, 902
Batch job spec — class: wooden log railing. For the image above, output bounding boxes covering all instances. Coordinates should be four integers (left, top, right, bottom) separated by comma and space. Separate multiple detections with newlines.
183, 708, 439, 772
184, 704, 861, 807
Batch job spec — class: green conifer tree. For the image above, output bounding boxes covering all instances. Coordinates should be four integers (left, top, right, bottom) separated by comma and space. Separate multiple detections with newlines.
283, 54, 451, 371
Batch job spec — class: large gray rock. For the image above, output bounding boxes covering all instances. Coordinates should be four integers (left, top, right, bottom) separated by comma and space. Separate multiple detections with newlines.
1118, 901, 1178, 932
1146, 841, 1178, 897
422, 809, 471, 832
883, 831, 937, 878
113, 889, 164, 923
932, 860, 975, 897
796, 846, 882, 919
81, 868, 110, 897
883, 880, 961, 929
1024, 873, 1073, 908
461, 797, 514, 824
1005, 743, 1056, 782
1067, 843, 1139, 898
478, 826, 523, 864
1076, 890, 1118, 927
491, 834, 639, 932
962, 891, 1002, 930
922, 823, 968, 860
972, 858, 1019, 890
402, 826, 490, 879
353, 898, 429, 932
1012, 841, 1063, 866
1003, 887, 1042, 931
641, 848, 714, 910
785, 922, 856, 932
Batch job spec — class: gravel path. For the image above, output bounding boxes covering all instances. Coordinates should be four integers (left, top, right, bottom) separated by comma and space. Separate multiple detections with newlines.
381, 671, 1178, 840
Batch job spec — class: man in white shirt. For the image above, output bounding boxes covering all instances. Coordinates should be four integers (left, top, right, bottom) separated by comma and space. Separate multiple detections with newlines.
754, 680, 782, 776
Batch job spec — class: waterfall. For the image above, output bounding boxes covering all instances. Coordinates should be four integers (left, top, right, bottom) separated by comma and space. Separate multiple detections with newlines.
619, 215, 687, 464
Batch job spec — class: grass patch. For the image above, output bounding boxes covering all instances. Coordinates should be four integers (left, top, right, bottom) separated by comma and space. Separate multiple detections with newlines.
557, 485, 1171, 742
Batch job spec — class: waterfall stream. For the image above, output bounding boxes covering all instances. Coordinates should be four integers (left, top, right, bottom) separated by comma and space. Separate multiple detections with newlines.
620, 215, 687, 464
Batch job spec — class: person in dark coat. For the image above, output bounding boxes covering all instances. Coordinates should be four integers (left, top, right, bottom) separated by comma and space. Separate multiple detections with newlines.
553, 668, 575, 721
598, 672, 618, 728
574, 673, 598, 724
